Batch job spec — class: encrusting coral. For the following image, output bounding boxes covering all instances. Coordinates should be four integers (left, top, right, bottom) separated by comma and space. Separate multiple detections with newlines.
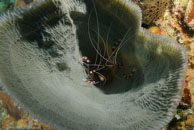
0, 0, 187, 130
131, 0, 171, 25
184, 0, 194, 30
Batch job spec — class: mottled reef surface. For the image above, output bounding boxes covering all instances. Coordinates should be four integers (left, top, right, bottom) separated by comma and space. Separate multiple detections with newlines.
0, 0, 194, 130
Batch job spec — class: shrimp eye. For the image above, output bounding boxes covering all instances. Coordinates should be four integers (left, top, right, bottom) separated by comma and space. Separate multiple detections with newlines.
99, 75, 105, 81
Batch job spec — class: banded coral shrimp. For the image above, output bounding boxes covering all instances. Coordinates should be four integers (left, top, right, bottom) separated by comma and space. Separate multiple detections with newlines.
77, 1, 139, 88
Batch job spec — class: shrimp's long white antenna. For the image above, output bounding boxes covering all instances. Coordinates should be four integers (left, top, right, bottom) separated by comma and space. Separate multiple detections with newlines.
106, 28, 132, 64
88, 6, 110, 69
88, 8, 99, 66
92, 0, 102, 68
113, 27, 135, 64
105, 21, 113, 62
89, 27, 112, 63
105, 26, 133, 65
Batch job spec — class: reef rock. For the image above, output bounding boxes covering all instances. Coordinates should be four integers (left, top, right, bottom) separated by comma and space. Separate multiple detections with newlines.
185, 0, 194, 30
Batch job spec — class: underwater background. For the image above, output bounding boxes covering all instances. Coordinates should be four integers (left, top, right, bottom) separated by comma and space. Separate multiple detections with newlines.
0, 0, 14, 12
0, 0, 193, 129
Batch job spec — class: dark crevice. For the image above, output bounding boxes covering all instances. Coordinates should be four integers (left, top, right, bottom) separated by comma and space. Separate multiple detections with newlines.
180, 17, 194, 38
71, 2, 144, 95
16, 0, 66, 49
